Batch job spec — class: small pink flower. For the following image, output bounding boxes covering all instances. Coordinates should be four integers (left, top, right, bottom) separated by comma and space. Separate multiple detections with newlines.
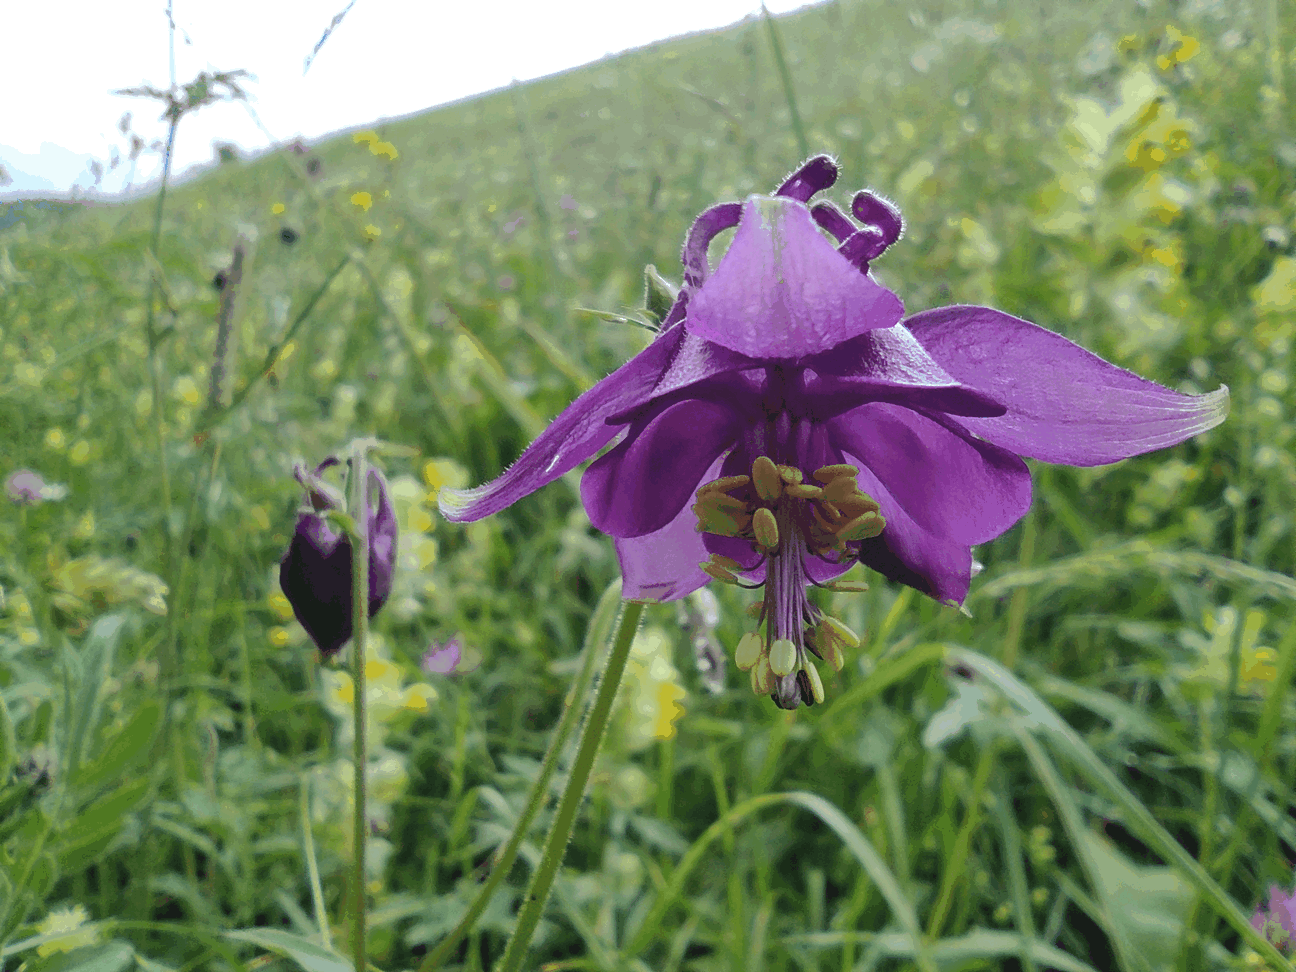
1252, 882, 1296, 952
421, 636, 463, 675
5, 469, 64, 504
559, 194, 578, 210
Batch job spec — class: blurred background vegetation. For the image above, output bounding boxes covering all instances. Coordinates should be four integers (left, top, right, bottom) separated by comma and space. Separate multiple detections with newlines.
2, 0, 1296, 969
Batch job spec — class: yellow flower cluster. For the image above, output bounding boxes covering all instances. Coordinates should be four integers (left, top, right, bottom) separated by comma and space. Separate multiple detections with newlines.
1, 586, 41, 646
387, 475, 440, 620
1156, 26, 1199, 71
1181, 606, 1277, 698
36, 905, 99, 957
618, 626, 687, 748
320, 633, 437, 748
50, 556, 168, 617
353, 130, 399, 160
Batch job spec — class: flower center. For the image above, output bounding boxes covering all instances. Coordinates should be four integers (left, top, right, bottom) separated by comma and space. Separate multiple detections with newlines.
692, 455, 884, 709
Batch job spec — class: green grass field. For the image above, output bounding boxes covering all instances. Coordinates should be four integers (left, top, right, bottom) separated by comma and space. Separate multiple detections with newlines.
3, 0, 1296, 969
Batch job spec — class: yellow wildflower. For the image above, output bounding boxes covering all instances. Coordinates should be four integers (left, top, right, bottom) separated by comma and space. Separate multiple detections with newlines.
271, 202, 286, 215
351, 191, 373, 211
1157, 26, 1200, 70
36, 905, 99, 957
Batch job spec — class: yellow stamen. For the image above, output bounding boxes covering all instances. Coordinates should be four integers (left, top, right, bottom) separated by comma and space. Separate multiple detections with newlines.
752, 507, 780, 552
692, 504, 751, 537
769, 638, 797, 677
785, 483, 824, 500
751, 456, 782, 502
734, 632, 763, 671
813, 464, 858, 483
804, 660, 825, 704
822, 476, 863, 505
839, 511, 885, 542
778, 465, 803, 485
821, 616, 861, 649
701, 561, 740, 584
697, 475, 751, 497
821, 638, 845, 673
752, 653, 775, 694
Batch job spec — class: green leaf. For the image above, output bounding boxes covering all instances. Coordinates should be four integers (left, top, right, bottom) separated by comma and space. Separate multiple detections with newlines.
0, 691, 15, 784
642, 264, 678, 324
74, 698, 161, 793
224, 928, 352, 972
67, 615, 126, 780
27, 941, 134, 972
55, 777, 150, 872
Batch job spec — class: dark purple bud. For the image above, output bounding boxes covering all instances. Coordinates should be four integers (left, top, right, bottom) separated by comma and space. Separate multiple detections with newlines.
279, 458, 398, 658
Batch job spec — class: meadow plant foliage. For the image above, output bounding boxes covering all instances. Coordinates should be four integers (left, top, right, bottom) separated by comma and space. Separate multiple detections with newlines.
2, 3, 1296, 971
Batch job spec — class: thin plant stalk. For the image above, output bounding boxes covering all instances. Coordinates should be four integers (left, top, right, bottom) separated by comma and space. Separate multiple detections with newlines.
349, 445, 371, 972
301, 773, 332, 949
762, 3, 809, 158
420, 580, 623, 971
495, 599, 647, 972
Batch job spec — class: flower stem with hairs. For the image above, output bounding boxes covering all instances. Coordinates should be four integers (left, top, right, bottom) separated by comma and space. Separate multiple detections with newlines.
495, 599, 647, 972
349, 443, 371, 972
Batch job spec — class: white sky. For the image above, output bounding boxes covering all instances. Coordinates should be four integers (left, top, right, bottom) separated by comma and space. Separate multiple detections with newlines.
1, 0, 814, 194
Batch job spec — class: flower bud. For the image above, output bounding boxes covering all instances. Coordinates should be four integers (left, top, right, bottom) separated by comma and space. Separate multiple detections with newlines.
279, 458, 397, 658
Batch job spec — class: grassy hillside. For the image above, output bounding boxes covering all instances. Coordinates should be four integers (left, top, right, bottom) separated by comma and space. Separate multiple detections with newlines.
2, 0, 1296, 969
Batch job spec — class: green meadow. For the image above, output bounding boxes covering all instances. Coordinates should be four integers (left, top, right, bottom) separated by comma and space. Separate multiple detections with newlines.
3, 0, 1296, 969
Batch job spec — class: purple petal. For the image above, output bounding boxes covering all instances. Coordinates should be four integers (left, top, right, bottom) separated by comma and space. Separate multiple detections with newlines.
803, 325, 1007, 418
681, 202, 743, 290
687, 195, 904, 359
367, 468, 397, 612
438, 325, 686, 522
846, 456, 975, 605
905, 306, 1229, 466
616, 457, 724, 602
775, 155, 838, 202
828, 402, 1032, 546
582, 397, 744, 538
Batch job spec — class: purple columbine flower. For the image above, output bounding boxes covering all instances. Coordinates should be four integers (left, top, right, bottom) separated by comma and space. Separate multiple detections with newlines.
438, 156, 1228, 709
279, 457, 398, 658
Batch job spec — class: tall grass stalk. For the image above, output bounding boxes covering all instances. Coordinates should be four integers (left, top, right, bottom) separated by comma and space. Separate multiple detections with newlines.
762, 4, 809, 158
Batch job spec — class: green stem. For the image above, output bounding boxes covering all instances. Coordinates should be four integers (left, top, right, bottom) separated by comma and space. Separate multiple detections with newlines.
349, 446, 371, 972
147, 113, 179, 683
926, 741, 998, 938
420, 580, 623, 971
762, 3, 809, 158
494, 599, 646, 972
301, 773, 332, 949
1001, 510, 1036, 671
